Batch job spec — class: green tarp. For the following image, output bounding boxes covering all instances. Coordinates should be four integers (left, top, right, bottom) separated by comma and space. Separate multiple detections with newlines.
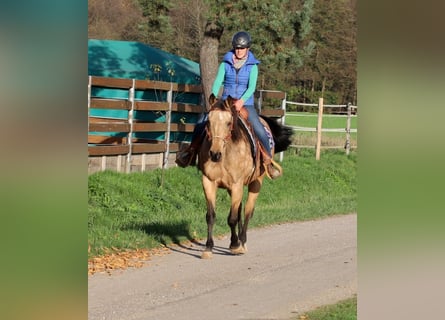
88, 39, 202, 142
88, 39, 201, 84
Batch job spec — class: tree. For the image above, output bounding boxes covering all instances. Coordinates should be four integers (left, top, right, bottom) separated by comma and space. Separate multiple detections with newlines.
296, 0, 357, 104
200, 21, 224, 110
88, 0, 356, 105
196, 0, 315, 105
138, 0, 175, 51
169, 0, 207, 60
88, 0, 146, 41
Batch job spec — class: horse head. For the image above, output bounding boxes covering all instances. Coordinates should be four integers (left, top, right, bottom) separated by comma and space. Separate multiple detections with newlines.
206, 94, 236, 162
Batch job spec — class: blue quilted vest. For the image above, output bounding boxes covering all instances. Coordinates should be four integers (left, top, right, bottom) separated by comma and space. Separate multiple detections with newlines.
221, 50, 260, 106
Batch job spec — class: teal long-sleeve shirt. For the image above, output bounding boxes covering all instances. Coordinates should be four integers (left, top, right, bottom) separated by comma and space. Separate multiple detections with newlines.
211, 63, 258, 104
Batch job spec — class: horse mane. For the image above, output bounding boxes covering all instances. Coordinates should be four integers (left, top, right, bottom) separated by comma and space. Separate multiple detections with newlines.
231, 108, 244, 142
210, 96, 244, 143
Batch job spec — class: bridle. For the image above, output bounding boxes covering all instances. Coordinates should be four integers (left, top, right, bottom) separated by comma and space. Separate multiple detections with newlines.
206, 107, 234, 143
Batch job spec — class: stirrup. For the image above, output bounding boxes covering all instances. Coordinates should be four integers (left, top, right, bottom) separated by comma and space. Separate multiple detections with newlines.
264, 159, 283, 179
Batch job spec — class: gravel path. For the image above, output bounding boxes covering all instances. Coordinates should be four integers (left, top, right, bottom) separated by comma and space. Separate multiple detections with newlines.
88, 213, 357, 320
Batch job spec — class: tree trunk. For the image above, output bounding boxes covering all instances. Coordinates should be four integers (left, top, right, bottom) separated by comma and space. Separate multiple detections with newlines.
199, 21, 224, 110
321, 77, 326, 98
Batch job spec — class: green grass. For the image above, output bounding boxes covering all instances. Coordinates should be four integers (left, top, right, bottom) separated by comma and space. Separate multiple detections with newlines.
285, 112, 357, 129
298, 296, 357, 320
290, 131, 357, 148
285, 112, 357, 148
88, 149, 357, 257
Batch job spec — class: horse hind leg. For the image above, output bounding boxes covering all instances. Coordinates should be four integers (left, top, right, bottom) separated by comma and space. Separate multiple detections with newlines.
237, 179, 263, 254
229, 211, 248, 254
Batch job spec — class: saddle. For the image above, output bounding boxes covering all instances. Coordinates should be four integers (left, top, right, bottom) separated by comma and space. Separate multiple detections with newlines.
237, 108, 275, 176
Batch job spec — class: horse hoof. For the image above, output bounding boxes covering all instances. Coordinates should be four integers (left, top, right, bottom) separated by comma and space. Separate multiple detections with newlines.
230, 244, 247, 255
201, 251, 213, 259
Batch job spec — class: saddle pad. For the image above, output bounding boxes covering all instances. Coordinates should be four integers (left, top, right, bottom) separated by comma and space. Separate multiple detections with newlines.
238, 116, 274, 160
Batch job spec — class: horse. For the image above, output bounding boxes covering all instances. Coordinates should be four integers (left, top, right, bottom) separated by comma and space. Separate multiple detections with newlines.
197, 94, 293, 259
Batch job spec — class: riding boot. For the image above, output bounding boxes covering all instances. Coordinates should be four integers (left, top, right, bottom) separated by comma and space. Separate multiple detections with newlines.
175, 134, 203, 167
259, 145, 282, 179
263, 157, 283, 179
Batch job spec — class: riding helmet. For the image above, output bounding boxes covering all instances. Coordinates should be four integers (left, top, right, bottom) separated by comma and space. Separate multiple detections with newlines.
232, 31, 251, 49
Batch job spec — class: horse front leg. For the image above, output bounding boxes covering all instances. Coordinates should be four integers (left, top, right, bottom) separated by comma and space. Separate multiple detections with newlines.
202, 176, 217, 259
227, 183, 245, 255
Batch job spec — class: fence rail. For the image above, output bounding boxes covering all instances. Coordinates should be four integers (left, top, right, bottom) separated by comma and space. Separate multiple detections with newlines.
88, 76, 205, 173
285, 99, 358, 157
288, 126, 357, 133
88, 77, 285, 173
88, 76, 356, 173
286, 100, 358, 109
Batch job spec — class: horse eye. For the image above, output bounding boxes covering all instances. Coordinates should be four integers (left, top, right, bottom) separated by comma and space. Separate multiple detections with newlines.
227, 121, 232, 128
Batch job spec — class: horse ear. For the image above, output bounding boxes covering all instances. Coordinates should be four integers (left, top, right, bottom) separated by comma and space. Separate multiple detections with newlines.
224, 96, 233, 110
209, 93, 216, 106
225, 95, 234, 110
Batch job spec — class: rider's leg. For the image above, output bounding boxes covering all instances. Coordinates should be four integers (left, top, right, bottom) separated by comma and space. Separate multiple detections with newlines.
175, 114, 207, 167
244, 105, 282, 179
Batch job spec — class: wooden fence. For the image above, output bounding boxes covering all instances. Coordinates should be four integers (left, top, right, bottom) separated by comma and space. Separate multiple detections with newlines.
88, 76, 285, 174
285, 99, 358, 158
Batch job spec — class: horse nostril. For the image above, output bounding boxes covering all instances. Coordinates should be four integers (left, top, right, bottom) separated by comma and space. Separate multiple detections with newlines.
210, 151, 222, 162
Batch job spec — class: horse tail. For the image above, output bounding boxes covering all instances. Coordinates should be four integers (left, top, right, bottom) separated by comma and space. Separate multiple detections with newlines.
260, 115, 293, 153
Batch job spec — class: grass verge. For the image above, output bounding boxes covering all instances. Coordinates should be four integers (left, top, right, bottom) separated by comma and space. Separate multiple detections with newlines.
297, 296, 357, 320
88, 149, 357, 258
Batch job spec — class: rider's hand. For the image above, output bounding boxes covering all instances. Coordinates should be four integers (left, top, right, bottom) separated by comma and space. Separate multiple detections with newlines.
233, 99, 244, 112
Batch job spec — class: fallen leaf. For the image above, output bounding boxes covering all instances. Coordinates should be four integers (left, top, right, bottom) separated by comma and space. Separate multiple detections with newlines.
88, 247, 171, 275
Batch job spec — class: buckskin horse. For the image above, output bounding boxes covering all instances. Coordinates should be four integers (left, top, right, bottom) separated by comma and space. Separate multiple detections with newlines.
198, 94, 292, 259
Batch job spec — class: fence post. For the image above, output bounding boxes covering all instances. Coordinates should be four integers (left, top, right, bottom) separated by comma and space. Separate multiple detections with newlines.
345, 102, 352, 155
126, 79, 135, 173
163, 83, 173, 169
279, 92, 287, 162
315, 97, 324, 160
88, 76, 91, 142
257, 90, 262, 114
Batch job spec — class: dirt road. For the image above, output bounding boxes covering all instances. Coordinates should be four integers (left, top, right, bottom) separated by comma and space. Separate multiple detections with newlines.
88, 214, 356, 320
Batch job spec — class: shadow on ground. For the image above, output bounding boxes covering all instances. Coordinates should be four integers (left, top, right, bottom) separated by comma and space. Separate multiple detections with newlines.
124, 220, 235, 259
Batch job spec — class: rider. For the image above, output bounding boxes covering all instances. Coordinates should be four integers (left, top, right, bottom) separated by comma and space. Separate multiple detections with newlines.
176, 31, 282, 179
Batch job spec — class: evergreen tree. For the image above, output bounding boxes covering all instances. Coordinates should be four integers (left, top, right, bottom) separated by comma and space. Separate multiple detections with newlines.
296, 0, 357, 104
138, 0, 174, 51
198, 0, 315, 96
88, 0, 356, 105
